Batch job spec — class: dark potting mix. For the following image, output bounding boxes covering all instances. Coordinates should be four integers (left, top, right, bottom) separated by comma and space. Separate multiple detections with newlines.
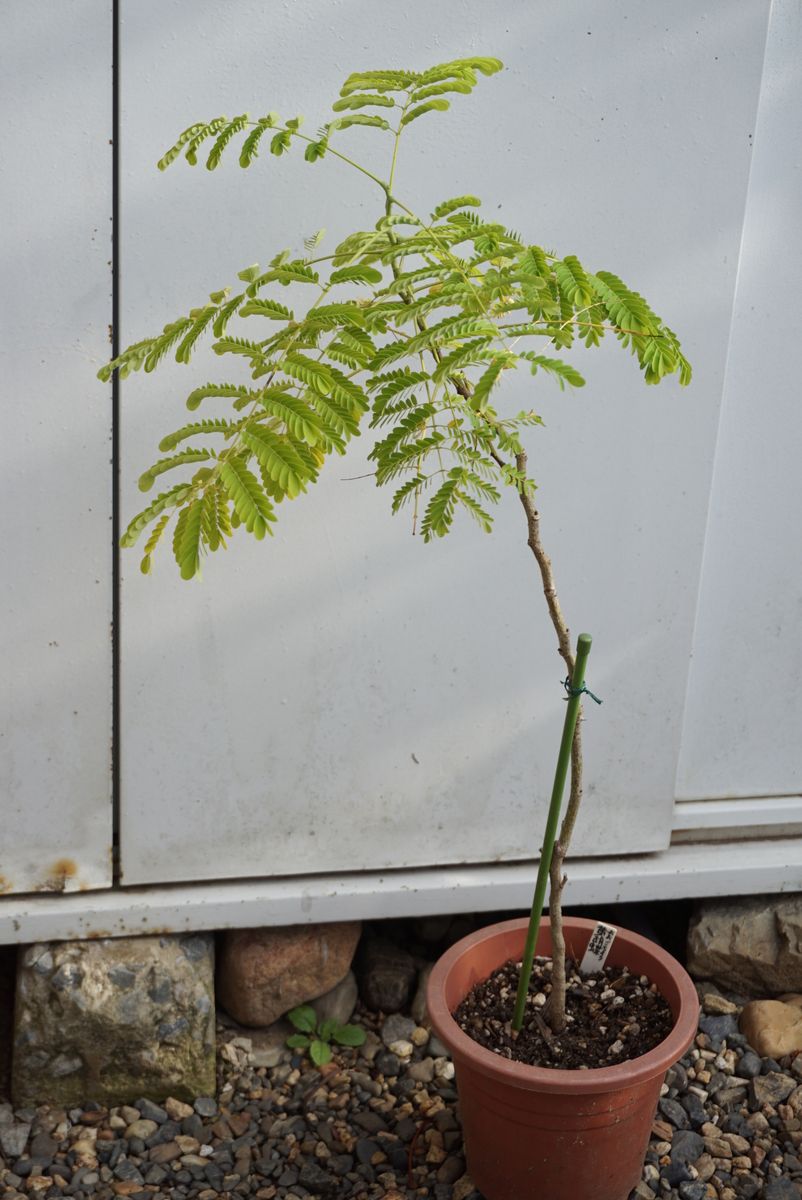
454, 956, 674, 1069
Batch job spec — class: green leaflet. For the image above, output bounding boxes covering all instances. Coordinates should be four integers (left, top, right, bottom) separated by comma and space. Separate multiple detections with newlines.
200, 487, 225, 552
339, 70, 417, 96
138, 448, 214, 492
331, 94, 395, 111
185, 383, 252, 412
431, 338, 496, 382
400, 99, 450, 126
157, 122, 205, 171
206, 115, 249, 170
212, 336, 265, 364
139, 512, 170, 574
518, 353, 586, 389
270, 129, 292, 156
174, 498, 204, 579
121, 485, 191, 549
410, 80, 473, 102
257, 391, 325, 446
219, 460, 275, 539
241, 427, 314, 499
374, 432, 445, 485
185, 117, 228, 165
554, 255, 593, 307
239, 298, 294, 321
471, 354, 515, 409
329, 265, 383, 285
239, 115, 278, 167
430, 195, 482, 221
144, 318, 193, 373
391, 474, 427, 513
420, 476, 461, 540
175, 306, 217, 363
369, 404, 436, 462
330, 114, 391, 132
281, 353, 333, 395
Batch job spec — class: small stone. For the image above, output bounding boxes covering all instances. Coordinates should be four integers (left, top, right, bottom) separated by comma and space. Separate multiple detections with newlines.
659, 1098, 691, 1129
738, 1051, 762, 1078
700, 1014, 739, 1048
632, 1183, 657, 1200
381, 1013, 416, 1047
356, 1137, 380, 1165
164, 1097, 194, 1121
389, 1039, 414, 1058
452, 1176, 477, 1200
407, 1058, 435, 1083
678, 1184, 710, 1200
298, 1162, 336, 1193
193, 1097, 218, 1117
175, 1134, 200, 1154
375, 1050, 401, 1077
114, 1159, 144, 1184
740, 998, 802, 1059
0, 1124, 31, 1158
411, 1025, 430, 1047
148, 1140, 182, 1164
704, 994, 739, 1016
666, 1063, 689, 1092
135, 1098, 168, 1123
670, 1130, 705, 1165
434, 1057, 455, 1081
763, 1181, 801, 1200
124, 1118, 157, 1140
436, 1155, 466, 1185
749, 1072, 796, 1107
663, 1159, 694, 1187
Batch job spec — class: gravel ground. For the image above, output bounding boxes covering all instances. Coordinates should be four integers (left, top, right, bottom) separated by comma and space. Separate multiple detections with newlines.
2, 988, 802, 1200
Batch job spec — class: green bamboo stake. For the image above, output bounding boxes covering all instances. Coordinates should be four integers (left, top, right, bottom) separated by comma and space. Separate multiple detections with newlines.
511, 632, 594, 1032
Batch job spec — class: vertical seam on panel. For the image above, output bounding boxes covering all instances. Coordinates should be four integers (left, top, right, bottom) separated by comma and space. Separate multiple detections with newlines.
111, 0, 121, 884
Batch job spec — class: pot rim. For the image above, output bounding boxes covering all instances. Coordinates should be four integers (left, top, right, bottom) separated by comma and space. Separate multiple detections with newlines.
426, 916, 700, 1094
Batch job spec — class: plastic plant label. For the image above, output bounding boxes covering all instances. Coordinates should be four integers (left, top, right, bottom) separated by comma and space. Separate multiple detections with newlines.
579, 922, 617, 974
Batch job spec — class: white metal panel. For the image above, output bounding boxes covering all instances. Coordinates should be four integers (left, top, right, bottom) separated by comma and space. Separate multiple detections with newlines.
120, 1, 769, 884
2, 834, 802, 944
675, 0, 802, 801
0, 2, 113, 893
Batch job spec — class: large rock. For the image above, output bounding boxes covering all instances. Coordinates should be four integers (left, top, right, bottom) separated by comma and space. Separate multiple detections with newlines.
12, 935, 215, 1106
356, 935, 417, 1013
687, 895, 802, 995
217, 922, 361, 1027
740, 995, 802, 1057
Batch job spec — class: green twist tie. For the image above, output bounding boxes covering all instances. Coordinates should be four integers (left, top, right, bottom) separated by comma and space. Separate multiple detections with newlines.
562, 675, 603, 705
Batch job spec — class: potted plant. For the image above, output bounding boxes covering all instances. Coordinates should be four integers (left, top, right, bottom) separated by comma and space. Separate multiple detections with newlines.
101, 57, 699, 1200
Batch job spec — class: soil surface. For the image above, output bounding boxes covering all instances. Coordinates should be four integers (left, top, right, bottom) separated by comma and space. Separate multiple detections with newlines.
454, 955, 674, 1070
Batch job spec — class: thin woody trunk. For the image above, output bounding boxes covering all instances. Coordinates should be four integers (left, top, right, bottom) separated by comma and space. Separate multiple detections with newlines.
514, 449, 584, 1034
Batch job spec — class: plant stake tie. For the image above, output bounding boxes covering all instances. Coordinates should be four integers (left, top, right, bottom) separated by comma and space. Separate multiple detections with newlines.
512, 632, 601, 1032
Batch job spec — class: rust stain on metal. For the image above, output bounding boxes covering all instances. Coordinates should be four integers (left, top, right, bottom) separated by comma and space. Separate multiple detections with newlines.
0, 876, 13, 895
84, 928, 113, 939
35, 859, 80, 893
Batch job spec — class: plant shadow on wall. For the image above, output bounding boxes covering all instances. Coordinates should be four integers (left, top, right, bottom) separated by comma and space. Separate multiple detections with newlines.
101, 59, 697, 1200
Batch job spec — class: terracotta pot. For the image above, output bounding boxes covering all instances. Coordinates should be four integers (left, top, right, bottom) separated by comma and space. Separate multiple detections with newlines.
426, 916, 699, 1200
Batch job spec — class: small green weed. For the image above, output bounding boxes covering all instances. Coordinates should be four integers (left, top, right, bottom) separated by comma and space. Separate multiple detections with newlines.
286, 1004, 366, 1066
